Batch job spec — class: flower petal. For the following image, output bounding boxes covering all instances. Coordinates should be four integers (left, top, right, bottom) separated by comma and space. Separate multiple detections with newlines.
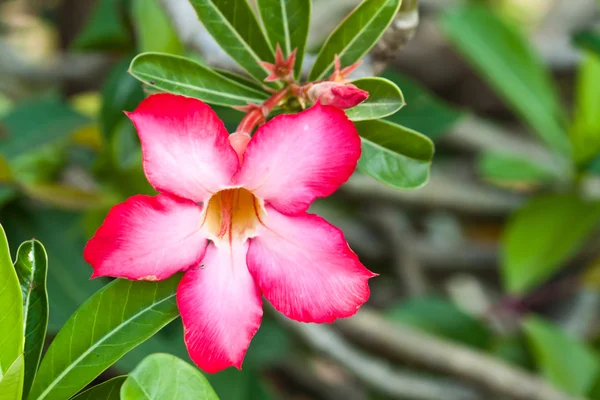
247, 206, 375, 323
85, 194, 207, 281
127, 93, 239, 203
177, 241, 263, 373
237, 103, 361, 214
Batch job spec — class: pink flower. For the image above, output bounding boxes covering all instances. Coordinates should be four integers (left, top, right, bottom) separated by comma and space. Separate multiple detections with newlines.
84, 93, 375, 373
307, 82, 369, 109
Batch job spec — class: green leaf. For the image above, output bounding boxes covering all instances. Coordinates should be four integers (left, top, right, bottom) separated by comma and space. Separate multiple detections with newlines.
0, 97, 89, 162
189, 0, 275, 82
72, 0, 130, 51
28, 277, 180, 400
0, 355, 24, 400
121, 353, 219, 400
523, 316, 599, 396
355, 119, 434, 189
573, 29, 600, 57
441, 5, 569, 154
381, 70, 464, 140
0, 225, 23, 377
129, 52, 269, 107
256, 0, 310, 79
208, 369, 273, 400
131, 0, 183, 54
386, 296, 491, 349
502, 194, 600, 293
71, 376, 126, 400
477, 152, 556, 186
308, 0, 401, 81
14, 240, 48, 399
570, 51, 600, 165
345, 77, 405, 121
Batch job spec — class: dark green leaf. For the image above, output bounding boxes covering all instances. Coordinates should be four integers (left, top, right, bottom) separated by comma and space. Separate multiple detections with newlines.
257, 0, 310, 79
477, 152, 556, 185
72, 0, 130, 51
131, 0, 183, 54
189, 0, 275, 82
346, 77, 404, 121
386, 296, 491, 349
355, 119, 434, 189
14, 240, 48, 399
208, 369, 273, 400
381, 70, 463, 140
28, 277, 180, 400
573, 29, 600, 57
502, 194, 600, 293
309, 0, 401, 81
0, 354, 24, 400
71, 376, 126, 400
441, 5, 569, 154
129, 52, 269, 107
523, 316, 599, 396
121, 354, 219, 400
0, 225, 23, 377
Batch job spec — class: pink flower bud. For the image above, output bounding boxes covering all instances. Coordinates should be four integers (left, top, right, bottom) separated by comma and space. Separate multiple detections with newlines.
307, 82, 369, 109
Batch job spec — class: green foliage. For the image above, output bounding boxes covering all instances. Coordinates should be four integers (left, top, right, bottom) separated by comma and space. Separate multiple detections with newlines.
0, 355, 24, 400
0, 225, 23, 378
346, 77, 405, 121
309, 0, 401, 81
71, 376, 126, 400
441, 4, 570, 155
208, 369, 273, 400
28, 277, 180, 400
502, 194, 600, 293
355, 119, 434, 189
131, 0, 183, 54
14, 240, 48, 399
72, 0, 131, 51
121, 354, 219, 400
524, 317, 600, 396
129, 53, 269, 106
477, 152, 556, 186
188, 0, 275, 82
257, 0, 310, 79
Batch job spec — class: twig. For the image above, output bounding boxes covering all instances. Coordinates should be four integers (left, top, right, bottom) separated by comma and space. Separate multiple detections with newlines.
335, 307, 581, 400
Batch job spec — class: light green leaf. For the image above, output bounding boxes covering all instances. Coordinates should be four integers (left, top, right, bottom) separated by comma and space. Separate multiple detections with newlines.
257, 0, 310, 79
72, 0, 130, 51
308, 0, 401, 81
28, 277, 180, 400
523, 316, 599, 396
570, 51, 600, 165
131, 0, 183, 54
189, 0, 274, 82
129, 52, 269, 107
71, 376, 126, 400
346, 77, 405, 121
14, 240, 48, 399
441, 5, 569, 155
0, 225, 23, 377
0, 354, 24, 400
477, 152, 556, 186
121, 353, 219, 400
502, 194, 600, 293
355, 119, 434, 189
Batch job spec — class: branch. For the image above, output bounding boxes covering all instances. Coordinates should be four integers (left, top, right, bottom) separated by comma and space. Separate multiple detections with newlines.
335, 308, 581, 400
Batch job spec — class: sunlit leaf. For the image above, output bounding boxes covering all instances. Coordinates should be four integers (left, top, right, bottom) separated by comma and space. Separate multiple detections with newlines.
131, 0, 183, 54
346, 77, 405, 121
0, 355, 24, 400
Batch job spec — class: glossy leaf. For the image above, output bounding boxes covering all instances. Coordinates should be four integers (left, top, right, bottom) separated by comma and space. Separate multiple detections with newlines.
442, 5, 569, 154
0, 355, 24, 400
355, 119, 434, 189
131, 0, 183, 54
121, 354, 219, 400
28, 277, 180, 400
309, 0, 401, 81
71, 376, 126, 400
14, 240, 48, 399
257, 0, 310, 79
382, 70, 464, 140
346, 77, 405, 121
129, 52, 269, 107
502, 194, 600, 293
189, 0, 274, 82
478, 152, 556, 186
0, 225, 23, 377
72, 0, 130, 51
570, 51, 600, 165
523, 317, 599, 396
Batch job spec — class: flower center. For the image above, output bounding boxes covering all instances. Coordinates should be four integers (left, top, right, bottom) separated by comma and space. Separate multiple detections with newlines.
202, 188, 265, 243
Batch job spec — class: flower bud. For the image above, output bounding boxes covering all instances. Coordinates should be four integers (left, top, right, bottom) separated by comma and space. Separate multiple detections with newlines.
307, 82, 369, 109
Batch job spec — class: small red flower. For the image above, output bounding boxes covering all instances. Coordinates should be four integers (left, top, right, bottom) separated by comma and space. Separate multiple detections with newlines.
84, 94, 375, 373
261, 44, 297, 82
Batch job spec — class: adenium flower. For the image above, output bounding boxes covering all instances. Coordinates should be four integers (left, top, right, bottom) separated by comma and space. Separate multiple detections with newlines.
307, 81, 369, 109
84, 93, 375, 373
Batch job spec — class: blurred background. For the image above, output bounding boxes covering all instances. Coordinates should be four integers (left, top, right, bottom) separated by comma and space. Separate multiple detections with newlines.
2, 0, 600, 399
